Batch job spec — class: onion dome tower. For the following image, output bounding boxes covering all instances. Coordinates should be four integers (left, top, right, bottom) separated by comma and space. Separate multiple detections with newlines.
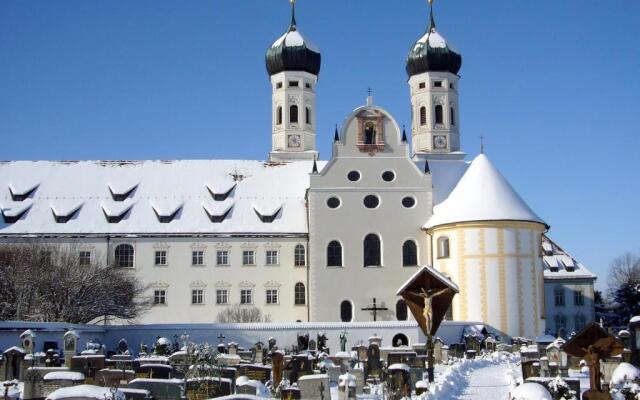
424, 154, 548, 338
266, 0, 321, 162
407, 0, 463, 159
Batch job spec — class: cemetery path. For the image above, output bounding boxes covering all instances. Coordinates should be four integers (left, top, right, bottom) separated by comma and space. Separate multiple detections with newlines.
455, 363, 518, 400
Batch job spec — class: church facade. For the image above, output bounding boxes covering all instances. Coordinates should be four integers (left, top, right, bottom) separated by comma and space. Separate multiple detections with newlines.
0, 3, 595, 338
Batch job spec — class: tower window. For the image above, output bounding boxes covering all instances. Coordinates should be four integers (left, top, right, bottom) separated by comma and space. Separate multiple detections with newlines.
276, 106, 283, 125
418, 82, 426, 89
295, 282, 306, 305
305, 107, 311, 125
276, 82, 283, 89
327, 241, 342, 267
450, 107, 456, 126
363, 233, 381, 267
364, 122, 377, 144
305, 82, 311, 89
402, 240, 418, 266
434, 80, 443, 88
437, 237, 450, 259
396, 299, 408, 321
290, 105, 299, 124
288, 81, 299, 87
340, 300, 353, 322
435, 105, 444, 125
419, 106, 427, 126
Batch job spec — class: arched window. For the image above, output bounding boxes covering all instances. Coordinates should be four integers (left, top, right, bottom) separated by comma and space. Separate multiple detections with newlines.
363, 233, 381, 267
450, 107, 456, 126
294, 282, 306, 305
294, 244, 306, 267
396, 299, 408, 321
392, 333, 409, 347
340, 300, 353, 322
290, 105, 299, 124
402, 240, 418, 266
327, 241, 342, 267
305, 107, 311, 125
437, 237, 450, 259
435, 105, 444, 125
364, 122, 376, 144
419, 106, 427, 126
276, 106, 282, 125
114, 244, 134, 268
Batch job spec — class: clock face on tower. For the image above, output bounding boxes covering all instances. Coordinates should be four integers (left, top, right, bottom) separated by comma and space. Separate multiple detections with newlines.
288, 134, 301, 148
433, 135, 448, 150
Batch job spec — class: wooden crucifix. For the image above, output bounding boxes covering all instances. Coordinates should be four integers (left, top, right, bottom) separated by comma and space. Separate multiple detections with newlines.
217, 333, 225, 344
361, 297, 388, 322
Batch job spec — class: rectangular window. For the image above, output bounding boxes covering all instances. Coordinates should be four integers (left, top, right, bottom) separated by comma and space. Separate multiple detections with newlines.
155, 250, 167, 266
154, 290, 166, 305
265, 250, 279, 265
79, 251, 91, 266
243, 250, 255, 265
288, 80, 299, 87
216, 250, 229, 266
240, 289, 253, 304
418, 82, 426, 89
433, 80, 443, 88
191, 289, 204, 305
554, 289, 565, 307
574, 290, 584, 306
305, 82, 311, 89
216, 289, 229, 305
276, 82, 283, 89
192, 250, 204, 266
266, 289, 279, 305
294, 245, 306, 266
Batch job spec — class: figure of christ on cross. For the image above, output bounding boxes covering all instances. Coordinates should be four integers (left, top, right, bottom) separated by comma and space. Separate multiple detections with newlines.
408, 287, 451, 335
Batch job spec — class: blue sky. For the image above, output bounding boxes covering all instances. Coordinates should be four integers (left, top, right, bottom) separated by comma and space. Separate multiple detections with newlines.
1, 1, 638, 291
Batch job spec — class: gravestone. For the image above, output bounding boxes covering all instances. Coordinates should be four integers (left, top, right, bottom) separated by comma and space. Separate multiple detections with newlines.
3, 347, 27, 381
355, 345, 367, 363
70, 355, 105, 384
116, 338, 129, 355
410, 367, 424, 392
137, 363, 173, 379
412, 343, 427, 356
365, 344, 382, 379
41, 370, 85, 398
433, 339, 444, 363
63, 331, 79, 367
327, 365, 341, 384
368, 335, 382, 348
338, 373, 356, 400
236, 378, 265, 396
287, 354, 313, 383
237, 364, 271, 384
298, 374, 330, 400
281, 386, 302, 399
351, 367, 365, 395
317, 333, 328, 353
485, 337, 497, 352
22, 366, 68, 399
20, 330, 36, 355
539, 357, 550, 378
227, 342, 238, 356
297, 333, 310, 351
268, 337, 277, 352
95, 368, 135, 387
308, 339, 317, 352
441, 346, 449, 363
128, 378, 186, 400
253, 342, 264, 364
387, 364, 411, 400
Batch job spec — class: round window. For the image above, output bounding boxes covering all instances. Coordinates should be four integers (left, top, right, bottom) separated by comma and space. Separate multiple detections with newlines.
402, 196, 416, 208
347, 171, 361, 182
363, 195, 380, 209
327, 197, 341, 209
382, 171, 395, 182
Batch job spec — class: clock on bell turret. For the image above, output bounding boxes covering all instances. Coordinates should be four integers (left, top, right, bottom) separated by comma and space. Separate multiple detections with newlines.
288, 134, 301, 148
433, 135, 447, 150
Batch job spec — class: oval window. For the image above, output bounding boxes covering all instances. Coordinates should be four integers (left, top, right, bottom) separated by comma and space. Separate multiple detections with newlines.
402, 196, 416, 208
327, 197, 341, 209
363, 195, 380, 209
382, 171, 395, 182
347, 171, 361, 182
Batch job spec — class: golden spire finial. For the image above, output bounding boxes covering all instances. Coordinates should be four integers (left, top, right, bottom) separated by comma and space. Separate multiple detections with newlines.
428, 0, 434, 4
290, 0, 295, 4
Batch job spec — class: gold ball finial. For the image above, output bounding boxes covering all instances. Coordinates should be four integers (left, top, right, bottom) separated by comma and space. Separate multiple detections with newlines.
428, 0, 434, 5
290, 0, 295, 4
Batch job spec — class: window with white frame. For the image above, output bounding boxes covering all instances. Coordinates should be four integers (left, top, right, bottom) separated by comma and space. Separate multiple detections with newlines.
240, 289, 253, 304
437, 237, 450, 259
216, 250, 229, 266
155, 250, 167, 266
192, 250, 204, 266
216, 289, 229, 305
154, 289, 167, 305
554, 288, 565, 307
265, 250, 279, 266
294, 282, 306, 305
242, 250, 255, 265
79, 251, 91, 266
574, 290, 584, 306
294, 244, 306, 266
266, 289, 279, 305
191, 289, 204, 305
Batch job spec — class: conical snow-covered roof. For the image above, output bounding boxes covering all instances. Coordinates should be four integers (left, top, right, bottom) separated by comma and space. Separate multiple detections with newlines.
425, 154, 546, 229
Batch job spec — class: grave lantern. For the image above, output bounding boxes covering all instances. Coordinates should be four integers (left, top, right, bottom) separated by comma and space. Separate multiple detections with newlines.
629, 315, 640, 367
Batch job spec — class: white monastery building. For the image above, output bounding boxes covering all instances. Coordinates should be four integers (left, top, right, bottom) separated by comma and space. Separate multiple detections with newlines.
0, 2, 595, 338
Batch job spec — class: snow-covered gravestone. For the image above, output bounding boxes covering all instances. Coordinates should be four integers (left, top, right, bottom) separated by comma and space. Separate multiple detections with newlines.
63, 330, 79, 367
253, 341, 264, 364
433, 338, 444, 363
338, 372, 356, 400
21, 329, 36, 354
297, 374, 330, 400
629, 315, 640, 366
365, 344, 382, 379
227, 342, 238, 356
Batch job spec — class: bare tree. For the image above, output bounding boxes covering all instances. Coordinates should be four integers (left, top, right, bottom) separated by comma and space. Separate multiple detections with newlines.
607, 251, 640, 297
216, 304, 271, 323
0, 243, 152, 323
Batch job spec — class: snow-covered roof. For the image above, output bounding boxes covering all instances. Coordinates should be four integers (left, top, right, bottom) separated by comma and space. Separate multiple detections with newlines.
425, 154, 546, 229
396, 265, 460, 295
271, 29, 319, 53
20, 329, 36, 339
413, 29, 459, 53
46, 384, 125, 400
542, 236, 596, 280
0, 160, 323, 236
418, 159, 469, 206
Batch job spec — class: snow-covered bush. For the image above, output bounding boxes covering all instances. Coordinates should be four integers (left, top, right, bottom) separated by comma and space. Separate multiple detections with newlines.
547, 375, 577, 400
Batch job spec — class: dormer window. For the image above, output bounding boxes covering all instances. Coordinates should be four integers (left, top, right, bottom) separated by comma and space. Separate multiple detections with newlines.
51, 203, 82, 224
8, 185, 38, 201
102, 204, 132, 223
152, 204, 182, 223
254, 207, 281, 223
203, 203, 233, 223
108, 184, 138, 201
1, 204, 31, 224
206, 184, 236, 201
